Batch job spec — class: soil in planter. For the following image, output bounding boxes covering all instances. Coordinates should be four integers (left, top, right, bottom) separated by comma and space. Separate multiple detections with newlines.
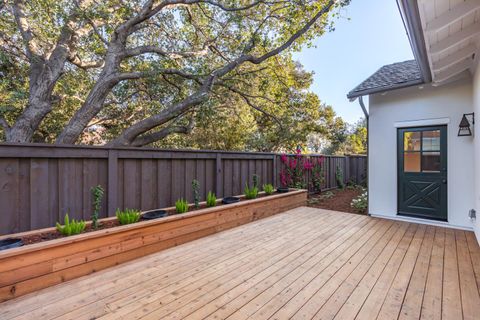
13, 193, 274, 247
307, 187, 365, 215
20, 220, 120, 245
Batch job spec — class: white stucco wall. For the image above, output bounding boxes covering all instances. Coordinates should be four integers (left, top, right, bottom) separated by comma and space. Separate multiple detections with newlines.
369, 79, 475, 230
472, 67, 480, 240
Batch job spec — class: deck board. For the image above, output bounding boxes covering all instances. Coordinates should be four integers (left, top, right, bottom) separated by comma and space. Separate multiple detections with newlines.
0, 207, 478, 320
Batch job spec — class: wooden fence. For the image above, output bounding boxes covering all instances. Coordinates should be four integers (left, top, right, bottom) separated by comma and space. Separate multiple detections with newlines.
0, 144, 366, 234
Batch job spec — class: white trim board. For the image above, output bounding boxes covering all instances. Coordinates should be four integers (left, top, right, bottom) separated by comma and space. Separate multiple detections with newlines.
393, 118, 450, 128
369, 213, 474, 231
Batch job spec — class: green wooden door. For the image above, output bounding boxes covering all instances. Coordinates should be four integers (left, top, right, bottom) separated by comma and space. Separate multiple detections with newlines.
397, 126, 447, 221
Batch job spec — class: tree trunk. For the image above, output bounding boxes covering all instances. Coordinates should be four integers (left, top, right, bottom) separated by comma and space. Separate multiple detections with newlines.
55, 77, 117, 144
6, 63, 55, 142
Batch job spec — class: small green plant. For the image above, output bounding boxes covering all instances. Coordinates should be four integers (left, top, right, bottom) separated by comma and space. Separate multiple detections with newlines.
263, 183, 274, 195
175, 198, 189, 213
252, 174, 259, 188
244, 183, 259, 199
318, 191, 335, 201
351, 189, 368, 213
192, 179, 200, 209
91, 185, 104, 229
206, 191, 217, 207
116, 208, 141, 225
336, 165, 345, 189
56, 213, 86, 236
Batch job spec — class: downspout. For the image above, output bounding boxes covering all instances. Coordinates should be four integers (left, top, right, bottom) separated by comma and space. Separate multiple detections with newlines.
358, 96, 370, 216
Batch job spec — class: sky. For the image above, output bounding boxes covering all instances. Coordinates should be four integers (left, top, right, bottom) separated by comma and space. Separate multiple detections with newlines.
293, 0, 415, 124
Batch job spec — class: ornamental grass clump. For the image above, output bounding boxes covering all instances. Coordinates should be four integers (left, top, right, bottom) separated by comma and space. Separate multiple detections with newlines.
206, 191, 217, 207
175, 198, 189, 213
351, 189, 368, 213
116, 208, 141, 225
244, 183, 259, 199
263, 183, 274, 195
56, 213, 86, 236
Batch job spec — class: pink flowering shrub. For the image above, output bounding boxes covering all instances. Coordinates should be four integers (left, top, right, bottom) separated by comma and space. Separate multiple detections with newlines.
279, 149, 324, 191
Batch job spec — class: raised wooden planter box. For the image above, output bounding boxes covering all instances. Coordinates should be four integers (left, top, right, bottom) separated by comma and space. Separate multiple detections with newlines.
0, 189, 306, 302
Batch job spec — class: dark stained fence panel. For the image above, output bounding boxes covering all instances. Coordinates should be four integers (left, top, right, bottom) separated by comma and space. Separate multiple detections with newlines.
0, 144, 366, 234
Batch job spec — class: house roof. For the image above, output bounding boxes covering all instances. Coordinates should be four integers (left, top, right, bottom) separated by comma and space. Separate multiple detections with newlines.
347, 60, 424, 99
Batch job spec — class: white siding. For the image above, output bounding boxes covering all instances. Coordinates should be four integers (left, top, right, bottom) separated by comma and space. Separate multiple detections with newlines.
369, 79, 475, 230
472, 64, 480, 241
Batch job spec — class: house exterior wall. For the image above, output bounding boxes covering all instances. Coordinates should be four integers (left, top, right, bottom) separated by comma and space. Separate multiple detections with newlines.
472, 67, 480, 240
368, 79, 475, 230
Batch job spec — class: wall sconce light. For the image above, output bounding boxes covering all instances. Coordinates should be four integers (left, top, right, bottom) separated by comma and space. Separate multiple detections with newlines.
458, 113, 475, 136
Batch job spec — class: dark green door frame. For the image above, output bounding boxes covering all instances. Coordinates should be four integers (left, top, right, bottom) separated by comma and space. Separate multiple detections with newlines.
397, 125, 448, 221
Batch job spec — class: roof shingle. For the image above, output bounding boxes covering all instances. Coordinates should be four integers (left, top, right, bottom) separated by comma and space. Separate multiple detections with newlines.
347, 60, 423, 99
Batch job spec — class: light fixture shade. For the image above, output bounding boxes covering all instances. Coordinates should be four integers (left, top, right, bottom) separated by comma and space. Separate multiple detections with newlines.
458, 114, 473, 136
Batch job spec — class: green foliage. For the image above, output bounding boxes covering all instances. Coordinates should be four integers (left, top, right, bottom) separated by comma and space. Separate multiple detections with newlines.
262, 184, 274, 195
311, 161, 325, 193
192, 179, 200, 209
90, 185, 104, 229
0, 1, 352, 147
351, 189, 368, 213
175, 198, 189, 213
319, 118, 367, 155
115, 208, 141, 225
56, 213, 86, 236
244, 184, 259, 200
206, 191, 217, 207
318, 191, 335, 201
336, 165, 345, 189
252, 174, 259, 189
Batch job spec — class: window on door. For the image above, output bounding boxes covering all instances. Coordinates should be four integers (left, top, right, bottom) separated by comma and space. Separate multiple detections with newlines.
403, 130, 441, 173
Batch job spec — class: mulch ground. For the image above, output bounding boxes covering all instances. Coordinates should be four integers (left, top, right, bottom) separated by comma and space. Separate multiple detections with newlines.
307, 187, 366, 215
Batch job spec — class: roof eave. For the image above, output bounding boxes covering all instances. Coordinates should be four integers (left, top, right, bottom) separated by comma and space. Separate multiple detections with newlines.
347, 78, 424, 100
397, 0, 432, 83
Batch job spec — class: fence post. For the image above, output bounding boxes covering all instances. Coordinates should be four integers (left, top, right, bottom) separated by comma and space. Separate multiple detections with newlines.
107, 150, 118, 217
216, 153, 223, 198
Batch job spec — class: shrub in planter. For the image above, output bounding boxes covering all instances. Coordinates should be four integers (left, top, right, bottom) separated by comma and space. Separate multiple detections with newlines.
192, 179, 200, 209
91, 185, 104, 229
279, 149, 325, 191
263, 183, 274, 195
206, 191, 217, 207
116, 208, 141, 225
175, 198, 189, 213
252, 174, 259, 188
351, 189, 368, 213
244, 183, 259, 199
336, 165, 345, 189
56, 213, 86, 236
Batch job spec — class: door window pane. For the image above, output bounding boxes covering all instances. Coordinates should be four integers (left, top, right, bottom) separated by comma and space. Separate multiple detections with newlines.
404, 132, 421, 151
404, 152, 420, 172
422, 130, 440, 151
422, 152, 441, 172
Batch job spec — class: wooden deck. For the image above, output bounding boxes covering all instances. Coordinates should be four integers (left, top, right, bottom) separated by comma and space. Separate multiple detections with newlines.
0, 207, 479, 320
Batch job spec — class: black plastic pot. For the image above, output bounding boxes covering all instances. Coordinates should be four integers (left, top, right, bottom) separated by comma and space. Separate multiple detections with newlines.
277, 187, 290, 193
0, 238, 23, 251
222, 196, 240, 205
142, 210, 168, 220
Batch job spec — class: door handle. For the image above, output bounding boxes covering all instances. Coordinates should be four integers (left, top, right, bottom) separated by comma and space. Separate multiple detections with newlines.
442, 179, 447, 184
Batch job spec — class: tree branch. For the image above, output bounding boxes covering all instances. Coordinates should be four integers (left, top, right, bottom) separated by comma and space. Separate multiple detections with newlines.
12, 0, 40, 60
109, 0, 337, 146
217, 82, 282, 128
123, 44, 210, 59
68, 54, 104, 69
130, 116, 195, 147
